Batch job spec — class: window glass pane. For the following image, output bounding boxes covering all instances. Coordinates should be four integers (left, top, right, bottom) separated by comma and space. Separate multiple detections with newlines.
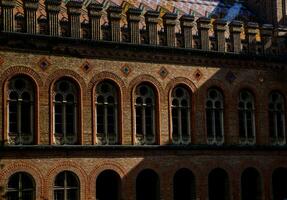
7, 191, 18, 200
22, 174, 34, 189
54, 190, 64, 200
215, 110, 222, 138
9, 102, 18, 133
66, 104, 74, 136
277, 112, 284, 139
97, 105, 104, 134
269, 111, 275, 138
22, 191, 34, 200
206, 109, 213, 138
181, 108, 188, 136
146, 106, 153, 136
55, 173, 65, 187
246, 111, 253, 139
8, 174, 19, 189
172, 108, 179, 137
66, 173, 78, 187
21, 102, 31, 134
67, 189, 79, 200
239, 111, 245, 138
107, 106, 115, 134
55, 104, 63, 134
136, 107, 143, 135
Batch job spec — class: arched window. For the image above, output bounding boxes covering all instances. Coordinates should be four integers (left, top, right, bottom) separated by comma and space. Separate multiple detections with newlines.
206, 88, 224, 144
53, 79, 78, 145
136, 169, 160, 200
269, 92, 286, 144
208, 168, 229, 200
241, 168, 262, 200
96, 170, 121, 200
272, 168, 287, 200
171, 86, 191, 144
238, 90, 256, 144
7, 77, 35, 145
7, 172, 35, 200
54, 171, 80, 200
96, 82, 118, 145
173, 168, 196, 200
135, 84, 156, 145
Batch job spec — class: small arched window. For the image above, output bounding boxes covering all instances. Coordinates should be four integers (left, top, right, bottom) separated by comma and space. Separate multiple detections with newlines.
96, 81, 118, 145
269, 92, 286, 145
135, 84, 156, 145
8, 77, 35, 145
171, 86, 191, 144
238, 90, 256, 144
54, 171, 80, 200
53, 79, 78, 145
206, 88, 224, 144
7, 172, 35, 200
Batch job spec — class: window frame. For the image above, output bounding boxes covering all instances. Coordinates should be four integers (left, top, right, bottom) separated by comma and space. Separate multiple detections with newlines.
170, 85, 192, 144
95, 81, 119, 145
205, 88, 224, 145
238, 90, 256, 145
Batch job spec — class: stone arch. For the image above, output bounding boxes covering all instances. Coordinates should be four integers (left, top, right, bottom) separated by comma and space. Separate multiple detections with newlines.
0, 162, 44, 199
44, 161, 88, 200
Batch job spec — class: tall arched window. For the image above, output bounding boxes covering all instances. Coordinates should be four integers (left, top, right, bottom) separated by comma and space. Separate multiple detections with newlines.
54, 171, 80, 200
238, 90, 256, 144
208, 168, 229, 200
96, 81, 118, 145
7, 172, 35, 200
134, 84, 156, 145
171, 86, 191, 144
269, 92, 286, 145
241, 168, 262, 200
136, 169, 160, 200
96, 170, 121, 200
8, 76, 35, 145
206, 88, 224, 144
173, 168, 196, 200
53, 79, 78, 145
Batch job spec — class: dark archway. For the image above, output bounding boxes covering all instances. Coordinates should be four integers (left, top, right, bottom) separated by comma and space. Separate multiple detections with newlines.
241, 168, 262, 200
136, 169, 160, 200
96, 170, 121, 200
208, 168, 230, 200
173, 168, 196, 200
272, 168, 287, 200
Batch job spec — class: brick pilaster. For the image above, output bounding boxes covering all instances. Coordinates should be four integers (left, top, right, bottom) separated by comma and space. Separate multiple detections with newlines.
197, 17, 211, 51
214, 19, 227, 52
245, 22, 259, 54
45, 0, 61, 36
127, 8, 142, 44
229, 20, 243, 53
144, 10, 160, 45
163, 13, 177, 47
24, 0, 39, 34
87, 2, 103, 40
260, 24, 274, 54
66, 0, 83, 38
180, 14, 194, 48
1, 0, 16, 32
108, 6, 122, 42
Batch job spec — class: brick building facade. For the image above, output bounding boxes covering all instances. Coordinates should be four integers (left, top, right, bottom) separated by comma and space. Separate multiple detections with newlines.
0, 0, 287, 200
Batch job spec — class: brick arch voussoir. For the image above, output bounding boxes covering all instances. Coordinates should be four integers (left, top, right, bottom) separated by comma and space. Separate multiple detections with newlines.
44, 69, 87, 99
128, 74, 164, 102
0, 66, 43, 88
87, 71, 127, 97
0, 162, 44, 198
165, 77, 197, 101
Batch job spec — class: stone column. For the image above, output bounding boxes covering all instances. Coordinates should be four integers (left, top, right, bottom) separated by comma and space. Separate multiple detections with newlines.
66, 0, 83, 38
24, 0, 39, 34
180, 14, 194, 48
127, 8, 142, 44
245, 22, 259, 54
275, 26, 287, 55
144, 10, 160, 45
87, 2, 103, 40
163, 13, 177, 47
260, 24, 274, 54
45, 0, 61, 36
214, 19, 227, 52
1, 0, 16, 32
108, 6, 122, 42
197, 17, 211, 51
229, 20, 243, 53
